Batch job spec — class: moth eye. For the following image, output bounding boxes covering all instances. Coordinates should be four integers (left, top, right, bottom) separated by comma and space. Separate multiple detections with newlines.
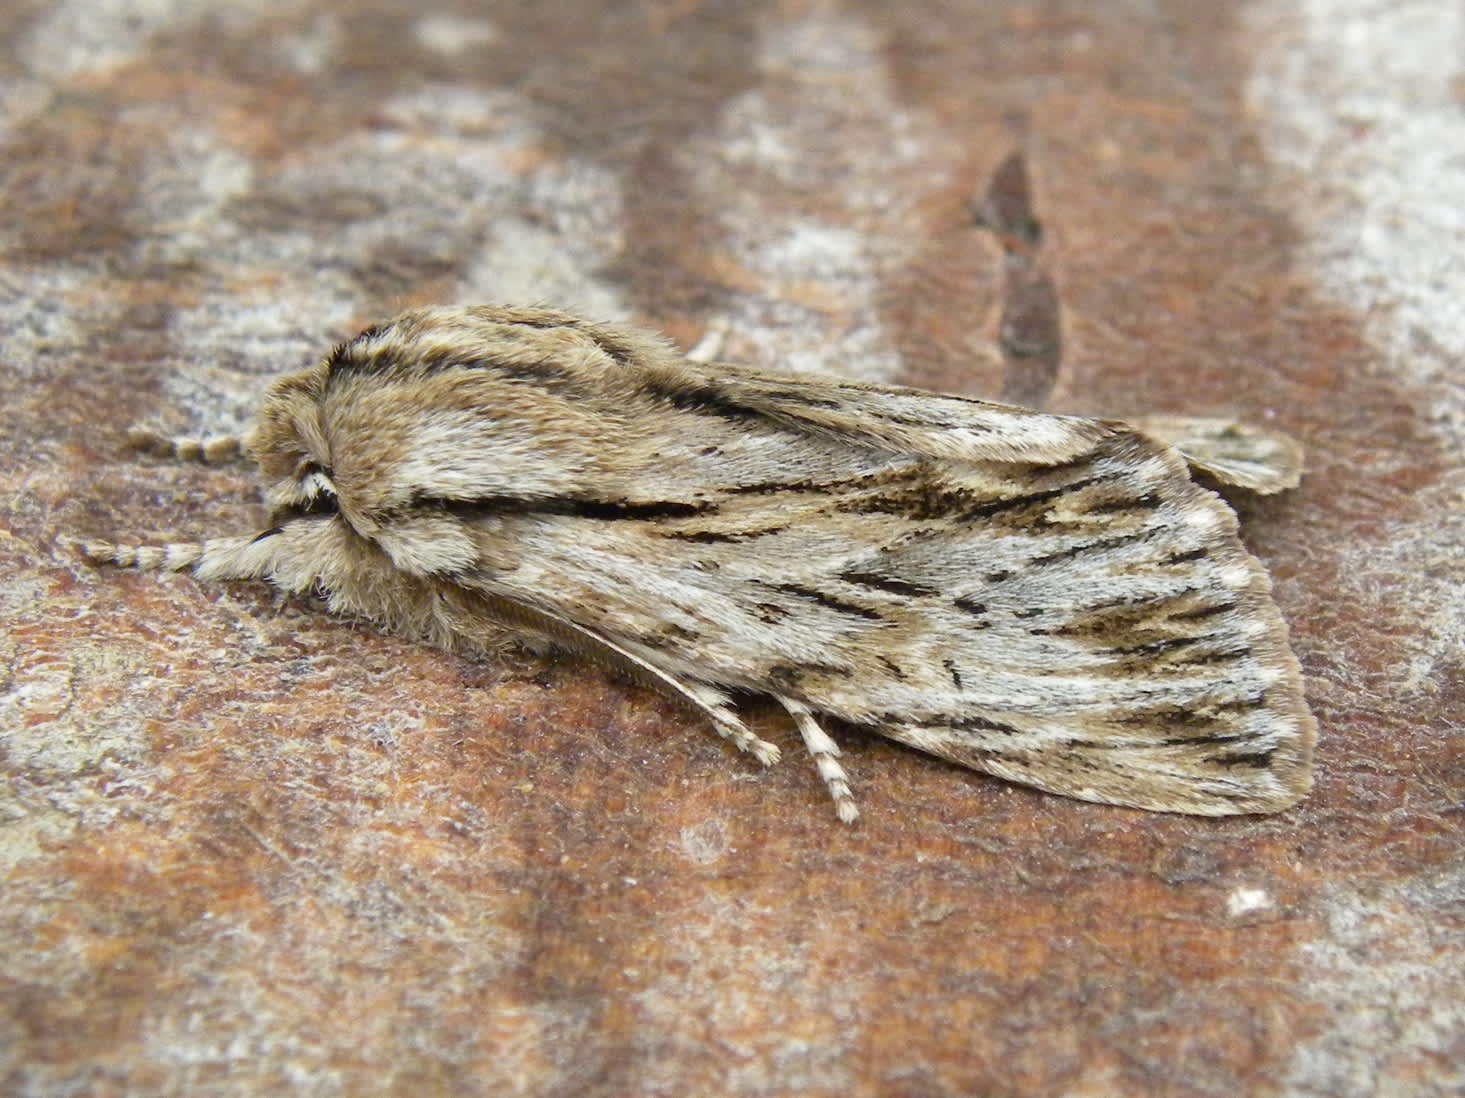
300, 468, 337, 500
294, 460, 339, 514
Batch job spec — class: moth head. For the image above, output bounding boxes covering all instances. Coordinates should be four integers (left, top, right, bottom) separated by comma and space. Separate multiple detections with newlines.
248, 330, 480, 575
251, 362, 343, 522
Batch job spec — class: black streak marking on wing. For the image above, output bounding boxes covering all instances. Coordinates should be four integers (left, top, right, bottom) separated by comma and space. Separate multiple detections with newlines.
770, 661, 857, 688
835, 481, 972, 519
644, 381, 764, 424
878, 656, 907, 680
838, 570, 938, 597
496, 312, 644, 370
877, 712, 1024, 737
1168, 600, 1238, 621
958, 477, 1108, 521
1109, 636, 1209, 657
727, 479, 833, 496
946, 715, 1022, 735
1027, 529, 1155, 567
327, 319, 587, 389
324, 324, 390, 374
1173, 646, 1253, 667
660, 525, 789, 543
1088, 492, 1162, 513
1216, 692, 1268, 712
1209, 749, 1277, 769
750, 387, 846, 410
767, 582, 884, 621
423, 496, 717, 522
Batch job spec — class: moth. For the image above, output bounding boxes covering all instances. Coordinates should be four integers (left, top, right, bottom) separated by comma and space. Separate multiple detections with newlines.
76, 306, 1317, 822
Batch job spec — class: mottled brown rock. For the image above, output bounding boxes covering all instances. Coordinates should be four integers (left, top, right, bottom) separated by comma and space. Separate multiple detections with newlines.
2, 2, 1462, 1097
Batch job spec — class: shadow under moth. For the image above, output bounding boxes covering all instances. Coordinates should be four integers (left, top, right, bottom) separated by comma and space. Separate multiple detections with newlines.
76, 306, 1317, 822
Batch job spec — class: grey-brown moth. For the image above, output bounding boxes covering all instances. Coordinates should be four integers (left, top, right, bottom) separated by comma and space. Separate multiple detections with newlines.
76, 306, 1317, 822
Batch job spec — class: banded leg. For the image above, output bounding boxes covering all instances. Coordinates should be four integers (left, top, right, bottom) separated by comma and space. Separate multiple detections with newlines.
777, 695, 858, 823
70, 533, 280, 581
127, 427, 252, 464
681, 677, 782, 767
685, 317, 730, 364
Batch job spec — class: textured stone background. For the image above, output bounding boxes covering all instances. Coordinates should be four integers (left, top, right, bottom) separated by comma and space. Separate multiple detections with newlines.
3, 1, 1462, 1096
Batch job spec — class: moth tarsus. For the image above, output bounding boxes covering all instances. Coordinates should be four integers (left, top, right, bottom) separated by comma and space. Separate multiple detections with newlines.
75, 305, 1316, 822
125, 426, 249, 464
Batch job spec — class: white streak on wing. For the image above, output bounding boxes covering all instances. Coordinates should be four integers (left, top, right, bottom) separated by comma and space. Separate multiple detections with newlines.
1134, 456, 1174, 482
1242, 616, 1272, 638
397, 409, 589, 500
1219, 564, 1254, 587
1184, 506, 1225, 530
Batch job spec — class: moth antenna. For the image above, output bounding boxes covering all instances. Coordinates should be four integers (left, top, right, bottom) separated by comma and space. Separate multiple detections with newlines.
778, 695, 859, 823
67, 533, 279, 581
126, 427, 252, 464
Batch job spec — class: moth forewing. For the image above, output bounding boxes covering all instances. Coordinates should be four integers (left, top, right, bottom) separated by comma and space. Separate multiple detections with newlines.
76, 305, 1316, 821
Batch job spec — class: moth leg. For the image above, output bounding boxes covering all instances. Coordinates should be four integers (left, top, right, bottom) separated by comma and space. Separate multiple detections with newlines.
678, 677, 782, 768
776, 695, 859, 824
684, 317, 730, 363
70, 533, 279, 581
126, 427, 252, 464
591, 644, 781, 766
484, 598, 783, 767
